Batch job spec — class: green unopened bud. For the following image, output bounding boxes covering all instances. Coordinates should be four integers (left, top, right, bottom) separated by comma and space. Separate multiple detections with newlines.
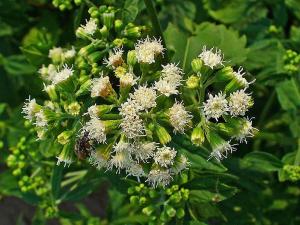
100, 25, 109, 39
49, 47, 63, 64
114, 19, 123, 32
186, 75, 200, 89
76, 79, 91, 97
142, 206, 154, 216
191, 125, 205, 146
127, 187, 135, 195
165, 205, 176, 218
156, 124, 171, 145
124, 26, 141, 38
74, 0, 82, 5
149, 189, 158, 198
102, 12, 115, 30
113, 38, 125, 47
57, 131, 73, 145
130, 195, 139, 204
127, 50, 137, 66
215, 66, 234, 82
139, 196, 147, 205
191, 58, 203, 73
56, 143, 73, 167
176, 208, 185, 219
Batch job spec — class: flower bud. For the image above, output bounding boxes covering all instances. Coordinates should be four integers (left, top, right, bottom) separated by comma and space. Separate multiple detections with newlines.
56, 143, 73, 167
155, 124, 171, 145
165, 205, 176, 218
124, 26, 141, 38
57, 131, 73, 145
139, 196, 147, 205
127, 50, 137, 66
191, 58, 203, 73
76, 79, 91, 97
114, 19, 123, 32
44, 84, 58, 101
215, 66, 234, 82
65, 102, 81, 116
102, 12, 115, 30
142, 206, 154, 216
176, 208, 185, 219
100, 25, 109, 39
191, 125, 205, 146
186, 75, 200, 89
130, 196, 139, 204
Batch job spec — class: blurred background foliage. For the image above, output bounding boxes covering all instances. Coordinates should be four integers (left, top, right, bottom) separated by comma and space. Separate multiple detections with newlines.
0, 0, 300, 224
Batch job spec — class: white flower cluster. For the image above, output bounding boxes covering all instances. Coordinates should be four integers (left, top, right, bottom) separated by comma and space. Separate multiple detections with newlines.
135, 36, 164, 64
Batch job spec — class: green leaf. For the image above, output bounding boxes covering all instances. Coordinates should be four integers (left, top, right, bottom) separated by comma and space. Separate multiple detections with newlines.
285, 0, 300, 19
122, 0, 145, 23
164, 22, 247, 72
2, 55, 36, 76
203, 0, 248, 24
242, 152, 283, 172
276, 79, 300, 110
51, 165, 64, 199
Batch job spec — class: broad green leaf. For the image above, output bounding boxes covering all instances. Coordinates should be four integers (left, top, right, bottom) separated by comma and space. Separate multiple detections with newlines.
51, 164, 64, 199
164, 22, 247, 72
242, 152, 283, 172
203, 0, 248, 24
122, 0, 145, 23
2, 55, 36, 76
276, 78, 300, 110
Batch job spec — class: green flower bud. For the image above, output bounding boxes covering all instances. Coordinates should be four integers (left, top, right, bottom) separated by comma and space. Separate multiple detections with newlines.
130, 195, 139, 204
57, 131, 73, 145
165, 205, 176, 218
65, 102, 81, 116
149, 189, 158, 198
102, 12, 115, 30
114, 19, 123, 32
176, 208, 185, 219
127, 187, 135, 195
127, 50, 137, 66
191, 124, 205, 146
186, 75, 200, 89
124, 26, 141, 38
56, 143, 73, 167
155, 124, 171, 145
142, 206, 154, 216
113, 38, 125, 47
100, 25, 109, 39
76, 79, 92, 97
139, 196, 147, 205
215, 66, 234, 82
191, 58, 203, 73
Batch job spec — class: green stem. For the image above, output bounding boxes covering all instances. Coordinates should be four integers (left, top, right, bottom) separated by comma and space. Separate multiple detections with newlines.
143, 0, 168, 61
294, 138, 300, 166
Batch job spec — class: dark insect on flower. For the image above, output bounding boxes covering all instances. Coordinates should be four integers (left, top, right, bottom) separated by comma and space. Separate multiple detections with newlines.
74, 131, 93, 160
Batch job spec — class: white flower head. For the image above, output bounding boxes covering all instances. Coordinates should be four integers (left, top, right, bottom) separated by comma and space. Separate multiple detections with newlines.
171, 154, 190, 174
130, 86, 157, 111
120, 72, 137, 88
87, 104, 99, 118
199, 46, 224, 69
169, 102, 193, 133
203, 92, 228, 121
126, 162, 146, 181
119, 99, 141, 117
52, 64, 74, 85
233, 67, 253, 89
161, 63, 183, 84
135, 36, 165, 64
35, 110, 48, 128
89, 150, 108, 170
233, 118, 257, 143
90, 75, 112, 98
208, 141, 237, 162
120, 115, 145, 139
131, 142, 157, 162
22, 97, 39, 121
47, 64, 58, 81
154, 146, 177, 167
82, 117, 106, 143
104, 47, 124, 68
64, 46, 76, 59
154, 79, 179, 97
48, 47, 63, 60
81, 18, 97, 35
228, 89, 252, 116
146, 168, 172, 188
113, 140, 132, 153
108, 151, 132, 173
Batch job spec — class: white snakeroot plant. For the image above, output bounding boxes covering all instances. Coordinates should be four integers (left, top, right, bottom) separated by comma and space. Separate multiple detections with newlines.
23, 27, 256, 189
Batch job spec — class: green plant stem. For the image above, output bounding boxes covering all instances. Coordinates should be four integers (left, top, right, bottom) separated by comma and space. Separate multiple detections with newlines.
143, 0, 168, 61
294, 138, 300, 166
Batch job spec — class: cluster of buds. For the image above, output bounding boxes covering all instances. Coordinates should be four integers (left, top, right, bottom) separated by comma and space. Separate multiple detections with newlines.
283, 49, 300, 75
52, 0, 83, 11
128, 184, 189, 224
